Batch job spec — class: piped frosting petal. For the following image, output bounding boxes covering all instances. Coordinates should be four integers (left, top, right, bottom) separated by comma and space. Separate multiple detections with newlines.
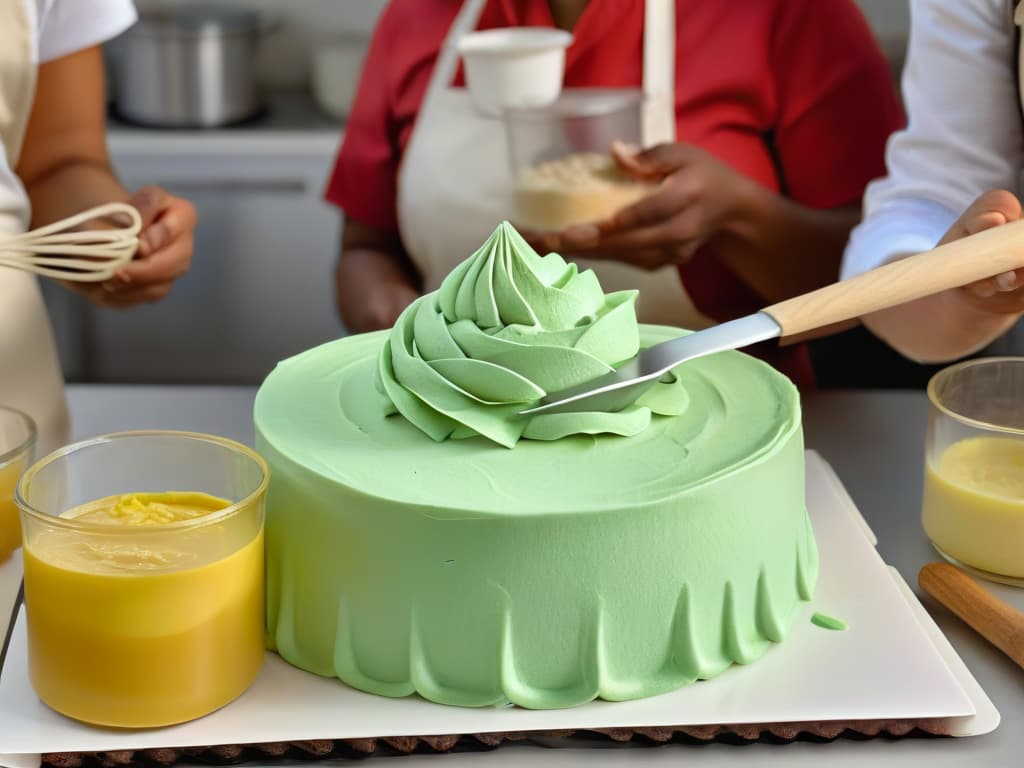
378, 221, 688, 447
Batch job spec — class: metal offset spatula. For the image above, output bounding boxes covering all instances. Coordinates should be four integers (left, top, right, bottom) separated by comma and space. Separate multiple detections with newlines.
522, 218, 1024, 416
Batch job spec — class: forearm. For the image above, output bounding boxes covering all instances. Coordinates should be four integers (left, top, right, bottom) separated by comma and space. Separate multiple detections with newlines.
23, 159, 127, 228
336, 220, 421, 333
337, 248, 419, 333
842, 202, 996, 361
864, 289, 1019, 363
13, 45, 194, 308
338, 246, 419, 294
16, 46, 128, 229
714, 179, 859, 304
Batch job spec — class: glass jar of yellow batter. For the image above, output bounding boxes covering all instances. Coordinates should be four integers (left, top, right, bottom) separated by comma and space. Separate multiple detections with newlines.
15, 430, 268, 728
0, 406, 35, 563
924, 357, 1024, 584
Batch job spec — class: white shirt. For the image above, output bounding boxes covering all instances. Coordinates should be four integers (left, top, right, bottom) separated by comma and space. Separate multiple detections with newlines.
842, 0, 1024, 279
0, 0, 136, 234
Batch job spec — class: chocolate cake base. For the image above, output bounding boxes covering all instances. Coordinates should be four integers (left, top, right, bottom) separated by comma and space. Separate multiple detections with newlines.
42, 719, 951, 767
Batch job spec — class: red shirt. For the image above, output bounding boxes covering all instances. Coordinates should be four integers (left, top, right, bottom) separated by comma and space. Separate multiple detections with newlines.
326, 0, 905, 387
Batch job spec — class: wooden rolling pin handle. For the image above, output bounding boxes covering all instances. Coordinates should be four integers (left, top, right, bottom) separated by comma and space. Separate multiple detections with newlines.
764, 217, 1024, 338
918, 562, 1024, 670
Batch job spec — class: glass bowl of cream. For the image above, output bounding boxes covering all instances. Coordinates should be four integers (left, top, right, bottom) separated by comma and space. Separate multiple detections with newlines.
16, 430, 268, 727
923, 357, 1024, 585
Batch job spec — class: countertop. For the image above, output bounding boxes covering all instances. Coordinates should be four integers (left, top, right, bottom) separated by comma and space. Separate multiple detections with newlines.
56, 385, 1024, 767
105, 90, 344, 158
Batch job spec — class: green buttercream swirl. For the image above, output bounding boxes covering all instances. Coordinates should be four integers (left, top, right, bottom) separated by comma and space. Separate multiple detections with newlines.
376, 221, 688, 448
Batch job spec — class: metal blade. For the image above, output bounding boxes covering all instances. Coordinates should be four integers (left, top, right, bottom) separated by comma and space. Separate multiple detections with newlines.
519, 312, 782, 416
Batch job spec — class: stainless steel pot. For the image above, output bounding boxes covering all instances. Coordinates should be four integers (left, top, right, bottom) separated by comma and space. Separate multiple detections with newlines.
111, 8, 268, 128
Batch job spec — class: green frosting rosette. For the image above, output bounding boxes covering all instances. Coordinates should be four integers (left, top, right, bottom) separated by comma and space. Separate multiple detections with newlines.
376, 222, 688, 448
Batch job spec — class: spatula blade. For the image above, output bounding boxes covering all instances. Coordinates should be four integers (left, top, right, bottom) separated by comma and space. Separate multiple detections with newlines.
519, 312, 782, 416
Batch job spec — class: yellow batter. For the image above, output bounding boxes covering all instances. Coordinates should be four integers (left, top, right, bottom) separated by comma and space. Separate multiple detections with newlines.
923, 437, 1024, 578
74, 492, 222, 525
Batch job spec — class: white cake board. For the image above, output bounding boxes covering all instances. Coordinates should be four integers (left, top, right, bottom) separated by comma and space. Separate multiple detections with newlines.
0, 451, 999, 766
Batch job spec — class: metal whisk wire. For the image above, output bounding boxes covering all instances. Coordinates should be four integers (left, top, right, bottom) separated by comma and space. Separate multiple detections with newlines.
0, 203, 142, 282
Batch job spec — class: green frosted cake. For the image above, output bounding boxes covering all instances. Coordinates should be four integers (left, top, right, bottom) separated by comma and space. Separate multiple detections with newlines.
255, 222, 817, 709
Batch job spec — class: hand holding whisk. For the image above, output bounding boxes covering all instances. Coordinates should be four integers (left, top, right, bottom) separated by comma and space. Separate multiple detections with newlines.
0, 202, 142, 282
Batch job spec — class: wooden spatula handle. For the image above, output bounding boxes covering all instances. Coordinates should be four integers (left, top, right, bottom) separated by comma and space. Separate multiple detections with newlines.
918, 561, 1024, 670
763, 218, 1024, 338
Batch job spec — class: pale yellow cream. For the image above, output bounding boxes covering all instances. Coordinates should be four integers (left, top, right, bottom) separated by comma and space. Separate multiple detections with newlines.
923, 437, 1024, 577
68, 492, 223, 526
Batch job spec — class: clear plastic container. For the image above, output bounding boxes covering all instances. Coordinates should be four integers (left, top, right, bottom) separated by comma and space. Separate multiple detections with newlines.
504, 88, 657, 231
505, 88, 644, 170
0, 406, 35, 562
923, 357, 1024, 585
16, 430, 268, 727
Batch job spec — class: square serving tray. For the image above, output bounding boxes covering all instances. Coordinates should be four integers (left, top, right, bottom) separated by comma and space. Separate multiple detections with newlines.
0, 451, 998, 767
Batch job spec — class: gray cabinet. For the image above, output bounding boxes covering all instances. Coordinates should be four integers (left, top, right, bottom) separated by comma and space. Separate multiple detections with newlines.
45, 125, 346, 385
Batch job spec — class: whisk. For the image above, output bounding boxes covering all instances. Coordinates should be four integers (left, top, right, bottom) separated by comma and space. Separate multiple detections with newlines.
0, 202, 142, 282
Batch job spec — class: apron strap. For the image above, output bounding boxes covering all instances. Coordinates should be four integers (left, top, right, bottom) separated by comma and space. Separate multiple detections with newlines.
1013, 1, 1024, 131
642, 0, 677, 145
425, 0, 489, 106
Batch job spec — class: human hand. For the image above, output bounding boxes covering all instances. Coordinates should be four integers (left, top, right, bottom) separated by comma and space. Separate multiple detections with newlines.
944, 189, 1024, 314
73, 186, 196, 307
524, 141, 755, 270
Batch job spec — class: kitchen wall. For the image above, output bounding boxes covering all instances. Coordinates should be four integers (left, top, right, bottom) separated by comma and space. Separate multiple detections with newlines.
857, 0, 910, 37
136, 0, 912, 87
47, 1, 918, 386
135, 0, 388, 88
856, 0, 911, 78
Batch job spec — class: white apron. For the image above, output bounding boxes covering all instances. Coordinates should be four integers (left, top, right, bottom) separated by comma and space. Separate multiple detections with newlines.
397, 0, 712, 328
0, 0, 70, 456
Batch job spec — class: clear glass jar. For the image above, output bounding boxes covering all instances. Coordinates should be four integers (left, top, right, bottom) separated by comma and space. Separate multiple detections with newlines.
923, 357, 1024, 585
0, 406, 35, 563
16, 430, 268, 727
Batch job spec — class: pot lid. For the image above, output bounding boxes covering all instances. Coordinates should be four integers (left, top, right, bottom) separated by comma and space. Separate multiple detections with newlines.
134, 7, 263, 37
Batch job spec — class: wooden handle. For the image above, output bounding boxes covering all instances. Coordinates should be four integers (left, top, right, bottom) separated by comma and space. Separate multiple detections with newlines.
764, 218, 1024, 337
918, 561, 1024, 670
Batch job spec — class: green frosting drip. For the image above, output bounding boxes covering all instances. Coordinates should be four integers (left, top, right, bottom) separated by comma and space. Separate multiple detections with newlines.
811, 613, 847, 631
376, 221, 687, 448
